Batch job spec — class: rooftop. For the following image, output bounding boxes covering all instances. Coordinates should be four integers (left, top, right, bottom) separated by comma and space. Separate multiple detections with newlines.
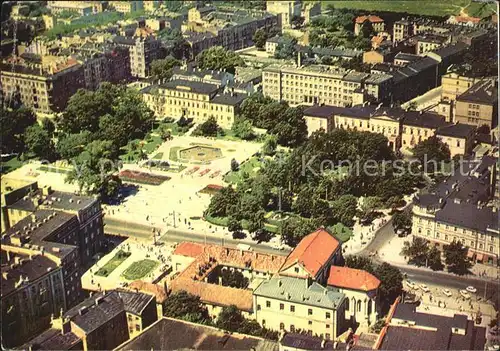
394, 52, 421, 62
254, 275, 345, 310
355, 15, 384, 24
173, 242, 205, 258
21, 328, 82, 351
327, 266, 380, 292
211, 92, 246, 106
458, 78, 498, 104
303, 105, 338, 118
64, 291, 125, 334
159, 79, 220, 95
436, 123, 476, 138
402, 111, 450, 129
1, 253, 60, 296
116, 317, 278, 351
280, 229, 340, 279
280, 333, 352, 350
116, 290, 155, 316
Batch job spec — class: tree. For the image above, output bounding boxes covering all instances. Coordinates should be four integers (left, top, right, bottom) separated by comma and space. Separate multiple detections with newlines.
274, 37, 297, 59
231, 118, 255, 140
376, 262, 403, 306
65, 140, 121, 203
401, 237, 429, 267
230, 158, 240, 172
163, 291, 211, 324
41, 117, 56, 138
412, 136, 451, 173
443, 241, 472, 275
262, 135, 277, 156
0, 107, 36, 154
216, 305, 245, 332
330, 195, 358, 227
220, 269, 249, 288
246, 210, 265, 234
291, 15, 305, 28
24, 124, 56, 161
252, 28, 268, 49
268, 106, 307, 147
205, 186, 239, 218
360, 196, 382, 221
150, 57, 181, 81
393, 211, 412, 232
345, 255, 376, 275
360, 21, 374, 38
195, 46, 245, 74
427, 246, 444, 271
158, 125, 172, 141
227, 216, 244, 239
56, 131, 92, 161
192, 117, 221, 137
281, 217, 320, 247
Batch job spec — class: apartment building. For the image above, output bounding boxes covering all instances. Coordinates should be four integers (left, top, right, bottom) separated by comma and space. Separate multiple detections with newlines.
354, 15, 385, 36
140, 80, 246, 128
2, 183, 104, 268
455, 78, 498, 129
412, 156, 499, 265
0, 57, 85, 113
441, 71, 480, 101
415, 34, 450, 55
393, 19, 412, 42
436, 124, 476, 157
266, 0, 301, 29
1, 253, 66, 348
47, 1, 94, 16
110, 0, 144, 13
113, 35, 161, 78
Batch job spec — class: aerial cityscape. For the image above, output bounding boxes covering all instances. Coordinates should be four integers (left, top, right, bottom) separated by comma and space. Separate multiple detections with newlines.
0, 0, 498, 350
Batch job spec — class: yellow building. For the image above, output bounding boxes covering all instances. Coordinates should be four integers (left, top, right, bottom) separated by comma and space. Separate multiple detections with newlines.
303, 105, 336, 135
455, 79, 498, 129
140, 80, 245, 129
436, 124, 476, 157
266, 0, 301, 29
412, 156, 499, 265
110, 0, 143, 13
401, 111, 450, 149
441, 72, 479, 101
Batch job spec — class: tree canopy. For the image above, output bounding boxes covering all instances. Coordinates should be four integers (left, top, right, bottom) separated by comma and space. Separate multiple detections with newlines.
163, 290, 211, 325
1, 107, 36, 154
412, 136, 451, 173
150, 57, 181, 81
195, 46, 245, 74
444, 241, 472, 275
192, 117, 222, 137
252, 28, 268, 49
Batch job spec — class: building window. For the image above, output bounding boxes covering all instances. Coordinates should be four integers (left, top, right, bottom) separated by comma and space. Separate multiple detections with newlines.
290, 305, 295, 312
280, 303, 284, 310
257, 304, 261, 311
294, 267, 299, 273
309, 320, 313, 325
326, 312, 331, 319
308, 308, 313, 315
280, 323, 284, 330
325, 333, 331, 340
266, 301, 271, 308
290, 325, 295, 333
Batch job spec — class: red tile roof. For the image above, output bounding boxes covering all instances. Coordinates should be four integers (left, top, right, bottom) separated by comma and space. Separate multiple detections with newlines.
327, 266, 380, 292
356, 15, 384, 24
453, 15, 481, 24
173, 242, 205, 258
280, 229, 340, 278
128, 280, 167, 303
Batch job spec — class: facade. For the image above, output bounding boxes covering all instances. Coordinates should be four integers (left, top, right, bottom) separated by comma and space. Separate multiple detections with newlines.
436, 124, 476, 157
455, 78, 498, 129
130, 36, 161, 78
441, 71, 480, 101
1, 253, 66, 348
140, 80, 246, 128
0, 57, 85, 113
354, 15, 385, 36
110, 0, 144, 13
303, 105, 336, 135
393, 19, 412, 43
401, 111, 450, 149
47, 1, 94, 16
411, 156, 499, 265
266, 0, 301, 29
415, 34, 450, 55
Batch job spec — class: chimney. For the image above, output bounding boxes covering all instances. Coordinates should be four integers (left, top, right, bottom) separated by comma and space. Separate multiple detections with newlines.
78, 306, 88, 315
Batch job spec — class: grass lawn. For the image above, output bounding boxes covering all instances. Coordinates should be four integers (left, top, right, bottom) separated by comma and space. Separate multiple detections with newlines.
321, 0, 495, 17
120, 135, 163, 163
224, 156, 263, 184
162, 122, 190, 136
0, 156, 24, 174
329, 223, 353, 243
169, 146, 181, 162
122, 259, 158, 280
95, 250, 131, 277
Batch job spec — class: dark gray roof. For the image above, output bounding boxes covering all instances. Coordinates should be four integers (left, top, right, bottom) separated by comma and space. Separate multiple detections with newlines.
303, 105, 338, 118
452, 314, 468, 330
414, 34, 448, 44
402, 111, 450, 129
281, 333, 350, 350
21, 328, 82, 351
436, 123, 476, 138
429, 42, 468, 59
343, 71, 370, 83
117, 290, 155, 316
64, 291, 125, 334
407, 57, 438, 73
435, 202, 498, 233
381, 327, 448, 350
160, 79, 220, 95
394, 52, 420, 62
211, 92, 246, 106
116, 317, 278, 351
458, 79, 498, 104
113, 35, 136, 46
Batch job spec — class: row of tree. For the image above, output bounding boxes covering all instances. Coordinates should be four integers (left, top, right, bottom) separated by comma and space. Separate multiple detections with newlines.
402, 238, 472, 275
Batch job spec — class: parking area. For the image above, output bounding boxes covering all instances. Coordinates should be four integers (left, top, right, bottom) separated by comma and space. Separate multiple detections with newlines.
403, 280, 496, 327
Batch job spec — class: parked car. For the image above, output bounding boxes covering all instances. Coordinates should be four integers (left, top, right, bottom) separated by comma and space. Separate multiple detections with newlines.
459, 290, 471, 299
466, 286, 477, 293
419, 284, 430, 293
441, 289, 452, 297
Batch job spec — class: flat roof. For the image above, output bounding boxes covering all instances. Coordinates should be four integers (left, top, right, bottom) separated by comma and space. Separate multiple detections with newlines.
160, 79, 220, 95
